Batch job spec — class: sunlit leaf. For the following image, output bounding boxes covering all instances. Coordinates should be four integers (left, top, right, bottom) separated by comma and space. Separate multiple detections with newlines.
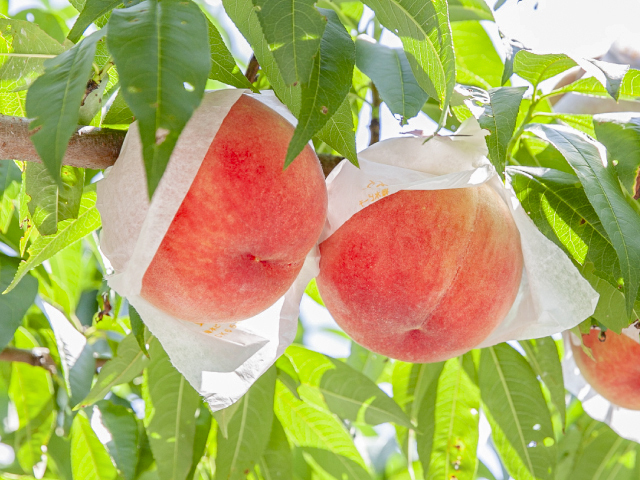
81, 333, 150, 406
25, 30, 103, 184
6, 186, 101, 293
252, 0, 326, 85
24, 163, 84, 236
143, 340, 200, 480
479, 86, 527, 178
529, 123, 640, 315
479, 344, 556, 480
216, 367, 276, 480
417, 355, 479, 480
70, 410, 118, 480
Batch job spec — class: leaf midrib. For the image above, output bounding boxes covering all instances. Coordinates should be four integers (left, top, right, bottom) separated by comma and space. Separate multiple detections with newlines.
489, 346, 536, 477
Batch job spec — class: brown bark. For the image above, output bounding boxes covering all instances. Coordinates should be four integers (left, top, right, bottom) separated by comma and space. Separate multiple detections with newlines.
1, 113, 344, 175
0, 115, 125, 169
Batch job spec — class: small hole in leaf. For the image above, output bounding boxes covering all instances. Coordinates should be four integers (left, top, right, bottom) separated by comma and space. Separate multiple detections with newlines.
544, 437, 555, 447
533, 424, 541, 431
528, 441, 537, 448
155, 128, 170, 145
183, 82, 195, 92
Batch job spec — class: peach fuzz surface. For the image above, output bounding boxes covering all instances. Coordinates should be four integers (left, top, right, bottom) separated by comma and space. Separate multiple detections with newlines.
317, 184, 523, 363
141, 94, 328, 322
572, 328, 640, 410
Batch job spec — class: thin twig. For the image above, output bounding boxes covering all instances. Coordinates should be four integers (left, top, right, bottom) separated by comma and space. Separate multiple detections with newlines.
0, 346, 109, 372
369, 83, 381, 146
0, 347, 57, 374
245, 54, 260, 83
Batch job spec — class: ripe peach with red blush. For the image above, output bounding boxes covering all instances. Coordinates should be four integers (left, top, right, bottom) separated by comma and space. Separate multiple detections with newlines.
571, 328, 640, 410
317, 184, 523, 363
141, 94, 328, 322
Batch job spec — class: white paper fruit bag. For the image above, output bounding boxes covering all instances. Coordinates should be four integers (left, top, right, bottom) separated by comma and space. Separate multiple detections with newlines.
97, 89, 326, 411
315, 119, 599, 363
563, 327, 640, 442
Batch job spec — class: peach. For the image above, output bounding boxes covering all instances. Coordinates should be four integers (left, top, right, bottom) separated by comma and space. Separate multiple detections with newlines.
317, 185, 523, 363
141, 94, 328, 322
571, 329, 640, 410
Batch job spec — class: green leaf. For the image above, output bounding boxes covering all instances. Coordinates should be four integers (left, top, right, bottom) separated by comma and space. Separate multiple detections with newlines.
206, 16, 256, 91
508, 167, 615, 282
25, 29, 104, 184
81, 333, 150, 406
355, 37, 428, 120
417, 356, 479, 480
258, 416, 293, 480
102, 89, 134, 126
549, 68, 640, 101
70, 410, 118, 480
0, 258, 38, 351
509, 167, 638, 332
221, 0, 357, 164
519, 338, 566, 428
24, 162, 84, 236
301, 447, 372, 480
48, 433, 73, 480
568, 420, 638, 480
216, 367, 276, 480
362, 0, 455, 117
107, 0, 210, 197
0, 17, 65, 93
550, 113, 596, 138
285, 345, 411, 427
187, 405, 211, 480
274, 380, 368, 473
13, 9, 67, 44
579, 263, 638, 334
315, 98, 357, 166
513, 51, 577, 89
96, 401, 139, 480
304, 278, 324, 306
68, 0, 122, 43
252, 0, 326, 86
0, 160, 21, 196
586, 58, 630, 102
9, 328, 55, 473
143, 340, 200, 480
129, 305, 149, 358
479, 344, 556, 480
212, 400, 242, 440
478, 86, 527, 178
346, 341, 388, 383
593, 114, 640, 195
6, 186, 101, 293
285, 8, 355, 167
448, 0, 494, 21
501, 38, 525, 86
452, 21, 504, 89
528, 123, 640, 315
